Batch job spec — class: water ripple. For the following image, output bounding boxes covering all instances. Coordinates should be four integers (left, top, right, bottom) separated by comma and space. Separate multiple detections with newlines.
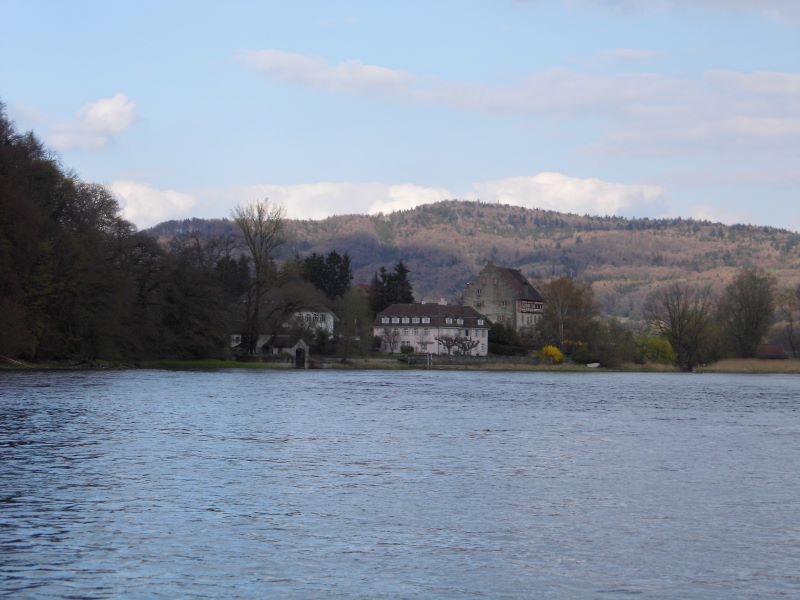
1, 370, 799, 598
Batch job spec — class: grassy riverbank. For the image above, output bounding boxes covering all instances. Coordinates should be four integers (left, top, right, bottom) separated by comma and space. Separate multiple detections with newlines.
696, 358, 800, 374
3, 357, 799, 374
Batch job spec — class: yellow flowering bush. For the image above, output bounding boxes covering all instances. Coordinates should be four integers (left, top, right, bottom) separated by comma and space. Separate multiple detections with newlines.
538, 345, 565, 365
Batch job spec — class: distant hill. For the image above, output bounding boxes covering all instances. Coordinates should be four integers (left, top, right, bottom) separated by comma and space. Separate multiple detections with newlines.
147, 200, 800, 318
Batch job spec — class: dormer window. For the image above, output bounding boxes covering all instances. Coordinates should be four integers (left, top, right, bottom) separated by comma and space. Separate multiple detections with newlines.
391, 317, 400, 324
477, 319, 484, 325
445, 317, 453, 324
412, 317, 420, 324
422, 317, 430, 324
381, 317, 389, 324
401, 317, 410, 324
456, 318, 463, 325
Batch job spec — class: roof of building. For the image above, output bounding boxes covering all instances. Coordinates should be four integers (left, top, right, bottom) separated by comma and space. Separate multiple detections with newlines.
473, 262, 545, 302
266, 334, 309, 349
375, 303, 488, 327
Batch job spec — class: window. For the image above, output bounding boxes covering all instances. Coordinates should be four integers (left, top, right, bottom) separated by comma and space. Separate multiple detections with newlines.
481, 344, 486, 352
381, 317, 389, 324
475, 301, 484, 308
422, 317, 430, 324
465, 330, 469, 337
456, 318, 463, 325
412, 317, 420, 324
477, 319, 484, 325
403, 328, 410, 335
413, 328, 418, 335
501, 300, 509, 307
304, 314, 312, 322
391, 317, 400, 324
445, 317, 453, 324
476, 288, 482, 296
401, 317, 410, 324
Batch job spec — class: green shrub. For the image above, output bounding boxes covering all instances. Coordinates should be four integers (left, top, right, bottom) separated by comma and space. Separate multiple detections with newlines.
635, 335, 677, 365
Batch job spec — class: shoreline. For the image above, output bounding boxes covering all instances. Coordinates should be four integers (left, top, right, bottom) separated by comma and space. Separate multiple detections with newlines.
2, 357, 800, 375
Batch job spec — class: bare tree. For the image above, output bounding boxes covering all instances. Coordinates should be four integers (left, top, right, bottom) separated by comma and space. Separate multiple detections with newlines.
645, 283, 714, 371
435, 335, 459, 355
776, 285, 800, 357
232, 200, 285, 354
718, 267, 776, 358
382, 328, 400, 353
539, 277, 598, 348
453, 336, 480, 355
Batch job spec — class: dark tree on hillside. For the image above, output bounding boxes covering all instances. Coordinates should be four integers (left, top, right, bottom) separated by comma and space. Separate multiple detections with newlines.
718, 267, 776, 358
369, 261, 414, 314
301, 250, 353, 299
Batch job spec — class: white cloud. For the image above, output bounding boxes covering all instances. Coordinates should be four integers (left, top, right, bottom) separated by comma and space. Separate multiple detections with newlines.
117, 173, 667, 228
240, 49, 800, 156
207, 175, 667, 222
50, 94, 137, 151
367, 184, 454, 214
110, 180, 197, 228
236, 50, 414, 94
200, 182, 452, 221
473, 172, 668, 217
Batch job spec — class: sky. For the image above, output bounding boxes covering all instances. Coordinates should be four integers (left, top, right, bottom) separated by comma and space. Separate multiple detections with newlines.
3, 0, 799, 230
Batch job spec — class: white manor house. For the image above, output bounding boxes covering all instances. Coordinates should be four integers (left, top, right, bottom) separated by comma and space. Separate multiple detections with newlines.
373, 303, 490, 356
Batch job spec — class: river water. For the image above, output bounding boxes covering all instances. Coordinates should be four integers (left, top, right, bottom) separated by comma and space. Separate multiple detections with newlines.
1, 370, 799, 598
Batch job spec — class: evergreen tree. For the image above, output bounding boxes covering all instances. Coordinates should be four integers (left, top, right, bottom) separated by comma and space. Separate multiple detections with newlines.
369, 261, 415, 314
301, 250, 352, 299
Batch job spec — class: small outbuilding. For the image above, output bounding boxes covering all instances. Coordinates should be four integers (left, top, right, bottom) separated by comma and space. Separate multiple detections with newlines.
262, 334, 310, 368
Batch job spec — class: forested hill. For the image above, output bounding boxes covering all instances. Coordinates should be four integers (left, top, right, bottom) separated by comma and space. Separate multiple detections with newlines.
149, 201, 800, 318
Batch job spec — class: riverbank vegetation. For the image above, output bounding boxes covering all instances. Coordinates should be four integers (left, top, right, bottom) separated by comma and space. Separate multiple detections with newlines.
2, 102, 798, 372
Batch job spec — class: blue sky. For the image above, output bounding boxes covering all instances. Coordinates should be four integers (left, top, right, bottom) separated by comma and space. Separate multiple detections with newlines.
3, 0, 799, 229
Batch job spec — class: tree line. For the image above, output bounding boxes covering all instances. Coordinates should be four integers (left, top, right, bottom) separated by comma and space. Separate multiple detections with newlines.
3, 103, 796, 368
517, 267, 798, 370
0, 105, 414, 363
